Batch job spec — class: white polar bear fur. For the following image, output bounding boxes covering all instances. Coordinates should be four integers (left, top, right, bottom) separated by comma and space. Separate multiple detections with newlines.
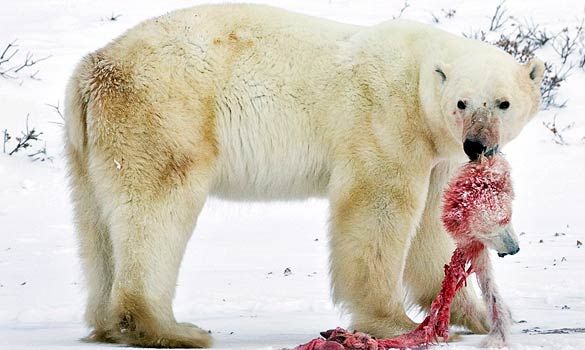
64, 4, 544, 348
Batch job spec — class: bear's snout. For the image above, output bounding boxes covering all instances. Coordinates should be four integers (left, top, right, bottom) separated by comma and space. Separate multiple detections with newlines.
462, 108, 500, 160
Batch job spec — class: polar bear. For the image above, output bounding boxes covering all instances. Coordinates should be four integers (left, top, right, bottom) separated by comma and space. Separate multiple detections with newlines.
64, 4, 544, 348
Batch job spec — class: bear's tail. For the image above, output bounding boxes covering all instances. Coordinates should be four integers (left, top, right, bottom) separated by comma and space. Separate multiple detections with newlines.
64, 56, 93, 154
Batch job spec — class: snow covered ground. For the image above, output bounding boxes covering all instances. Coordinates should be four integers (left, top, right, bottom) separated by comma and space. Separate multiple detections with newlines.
1, 0, 584, 349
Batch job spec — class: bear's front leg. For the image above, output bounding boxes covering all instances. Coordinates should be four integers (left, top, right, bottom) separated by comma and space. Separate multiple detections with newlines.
328, 160, 430, 338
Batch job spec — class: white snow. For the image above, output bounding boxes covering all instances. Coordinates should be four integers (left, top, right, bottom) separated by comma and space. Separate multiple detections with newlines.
1, 0, 584, 349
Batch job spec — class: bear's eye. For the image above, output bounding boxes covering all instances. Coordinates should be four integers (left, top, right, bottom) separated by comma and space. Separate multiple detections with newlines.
499, 101, 510, 110
457, 100, 466, 110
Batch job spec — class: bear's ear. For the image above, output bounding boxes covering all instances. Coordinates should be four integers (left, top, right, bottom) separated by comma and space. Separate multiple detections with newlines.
434, 63, 449, 83
526, 57, 545, 85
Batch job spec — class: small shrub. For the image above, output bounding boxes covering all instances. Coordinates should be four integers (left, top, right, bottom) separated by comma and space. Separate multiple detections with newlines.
0, 40, 50, 80
540, 63, 573, 109
2, 115, 49, 161
551, 21, 584, 65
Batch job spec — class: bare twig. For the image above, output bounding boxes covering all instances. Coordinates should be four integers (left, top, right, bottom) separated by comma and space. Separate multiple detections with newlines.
47, 102, 65, 126
2, 129, 10, 154
543, 115, 574, 145
462, 29, 487, 42
29, 70, 40, 80
514, 18, 556, 47
431, 12, 440, 24
107, 13, 122, 21
0, 40, 50, 79
489, 1, 509, 32
541, 62, 573, 109
28, 143, 53, 162
392, 1, 410, 19
552, 20, 584, 64
442, 8, 456, 19
431, 8, 455, 24
0, 40, 18, 65
12, 52, 51, 73
46, 102, 64, 120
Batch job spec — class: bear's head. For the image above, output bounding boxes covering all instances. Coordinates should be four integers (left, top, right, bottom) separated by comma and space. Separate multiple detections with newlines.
422, 50, 545, 161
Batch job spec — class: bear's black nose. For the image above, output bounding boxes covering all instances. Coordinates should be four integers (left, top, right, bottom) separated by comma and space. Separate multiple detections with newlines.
463, 139, 487, 161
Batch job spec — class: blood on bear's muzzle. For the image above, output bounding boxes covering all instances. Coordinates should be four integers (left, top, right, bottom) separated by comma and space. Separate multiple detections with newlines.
463, 108, 500, 161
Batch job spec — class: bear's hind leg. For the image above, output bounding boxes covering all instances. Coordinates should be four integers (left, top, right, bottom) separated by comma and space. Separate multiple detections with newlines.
66, 145, 116, 343
96, 154, 215, 348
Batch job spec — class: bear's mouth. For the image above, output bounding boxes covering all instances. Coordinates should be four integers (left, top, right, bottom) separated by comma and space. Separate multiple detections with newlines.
463, 138, 499, 161
463, 139, 486, 161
